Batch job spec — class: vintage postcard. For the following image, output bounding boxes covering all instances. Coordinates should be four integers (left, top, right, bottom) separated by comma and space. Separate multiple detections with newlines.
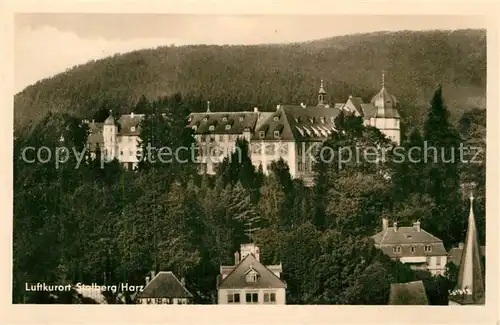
2, 0, 499, 324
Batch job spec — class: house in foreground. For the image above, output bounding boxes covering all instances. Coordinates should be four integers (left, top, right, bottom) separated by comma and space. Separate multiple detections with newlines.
448, 194, 485, 305
389, 280, 429, 305
217, 243, 286, 304
136, 271, 193, 304
372, 218, 448, 276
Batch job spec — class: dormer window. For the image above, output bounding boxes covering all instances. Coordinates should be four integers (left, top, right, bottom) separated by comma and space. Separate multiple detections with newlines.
393, 246, 402, 253
209, 125, 215, 131
131, 126, 136, 132
225, 124, 231, 130
192, 125, 197, 131
187, 117, 192, 122
424, 245, 432, 252
319, 117, 325, 124
222, 116, 228, 121
273, 130, 280, 138
239, 116, 244, 121
273, 116, 279, 121
246, 269, 259, 283
203, 117, 208, 122
259, 131, 265, 138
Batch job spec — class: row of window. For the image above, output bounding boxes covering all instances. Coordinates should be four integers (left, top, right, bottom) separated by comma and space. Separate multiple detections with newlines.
251, 143, 289, 155
297, 161, 314, 172
393, 245, 433, 253
258, 130, 281, 139
227, 292, 276, 304
139, 298, 188, 304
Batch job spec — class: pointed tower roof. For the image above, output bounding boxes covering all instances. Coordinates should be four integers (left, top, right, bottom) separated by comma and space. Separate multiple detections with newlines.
104, 110, 115, 125
318, 79, 326, 95
449, 192, 485, 304
370, 71, 398, 110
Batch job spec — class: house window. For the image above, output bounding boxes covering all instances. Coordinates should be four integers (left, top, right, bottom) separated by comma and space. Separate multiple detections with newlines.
424, 245, 432, 252
246, 271, 258, 283
436, 257, 441, 266
219, 135, 224, 141
228, 134, 233, 141
227, 292, 240, 304
411, 246, 416, 253
393, 246, 402, 253
298, 162, 303, 171
225, 124, 231, 130
264, 292, 276, 304
131, 126, 136, 132
426, 256, 431, 265
259, 131, 265, 138
239, 116, 244, 121
120, 150, 123, 156
209, 125, 215, 131
222, 116, 228, 121
245, 292, 259, 303
274, 130, 280, 138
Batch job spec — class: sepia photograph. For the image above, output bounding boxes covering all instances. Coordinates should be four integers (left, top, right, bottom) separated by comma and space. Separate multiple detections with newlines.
4, 3, 497, 323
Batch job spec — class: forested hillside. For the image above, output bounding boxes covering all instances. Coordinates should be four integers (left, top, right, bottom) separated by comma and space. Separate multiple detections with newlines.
14, 29, 486, 132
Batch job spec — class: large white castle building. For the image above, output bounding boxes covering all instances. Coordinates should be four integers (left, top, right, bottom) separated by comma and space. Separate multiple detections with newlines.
86, 77, 400, 183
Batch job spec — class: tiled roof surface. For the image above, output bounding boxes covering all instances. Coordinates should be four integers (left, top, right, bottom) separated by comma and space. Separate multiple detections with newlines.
218, 254, 286, 289
188, 111, 259, 135
372, 226, 447, 257
449, 246, 486, 266
389, 281, 429, 305
117, 114, 144, 136
136, 271, 193, 299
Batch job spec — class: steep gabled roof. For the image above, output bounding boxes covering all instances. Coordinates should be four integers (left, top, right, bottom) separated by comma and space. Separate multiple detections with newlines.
449, 196, 485, 304
188, 111, 259, 135
389, 281, 429, 305
136, 271, 193, 299
218, 254, 286, 289
117, 114, 145, 136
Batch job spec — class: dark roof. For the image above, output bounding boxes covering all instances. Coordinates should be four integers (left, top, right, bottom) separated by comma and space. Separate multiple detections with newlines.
117, 114, 144, 136
218, 254, 286, 289
85, 122, 104, 151
449, 245, 486, 266
389, 281, 429, 305
372, 226, 447, 257
136, 271, 193, 299
188, 111, 259, 135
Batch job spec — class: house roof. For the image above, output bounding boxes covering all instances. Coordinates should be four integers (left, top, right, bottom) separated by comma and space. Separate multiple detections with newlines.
389, 281, 429, 305
136, 271, 193, 299
117, 114, 145, 136
372, 226, 447, 257
449, 246, 486, 266
188, 111, 259, 135
218, 253, 286, 289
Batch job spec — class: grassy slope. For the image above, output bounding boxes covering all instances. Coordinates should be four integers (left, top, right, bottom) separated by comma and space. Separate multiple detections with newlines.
14, 29, 486, 132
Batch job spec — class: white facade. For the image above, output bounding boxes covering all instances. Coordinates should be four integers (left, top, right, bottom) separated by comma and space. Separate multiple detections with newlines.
217, 288, 286, 304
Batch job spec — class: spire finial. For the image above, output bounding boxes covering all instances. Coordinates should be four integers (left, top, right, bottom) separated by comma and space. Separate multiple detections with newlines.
109, 109, 112, 115
207, 101, 210, 112
321, 79, 324, 88
382, 70, 385, 88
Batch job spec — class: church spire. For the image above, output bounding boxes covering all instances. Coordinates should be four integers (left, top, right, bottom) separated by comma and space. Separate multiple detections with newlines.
317, 79, 326, 106
382, 70, 385, 88
449, 187, 485, 304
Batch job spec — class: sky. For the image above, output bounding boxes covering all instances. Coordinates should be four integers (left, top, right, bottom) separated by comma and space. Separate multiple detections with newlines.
14, 14, 485, 93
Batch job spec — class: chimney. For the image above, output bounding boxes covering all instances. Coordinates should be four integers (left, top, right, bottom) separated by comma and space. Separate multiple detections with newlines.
382, 217, 389, 232
150, 270, 155, 279
413, 221, 421, 232
393, 222, 398, 232
145, 276, 150, 285
234, 251, 240, 265
180, 277, 185, 286
131, 112, 134, 118
254, 107, 259, 113
276, 104, 280, 111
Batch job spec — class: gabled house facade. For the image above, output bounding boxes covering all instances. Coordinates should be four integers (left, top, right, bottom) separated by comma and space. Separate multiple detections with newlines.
136, 271, 193, 304
217, 243, 286, 304
372, 218, 448, 276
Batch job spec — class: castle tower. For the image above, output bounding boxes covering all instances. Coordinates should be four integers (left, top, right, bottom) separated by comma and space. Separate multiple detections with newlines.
317, 79, 326, 106
103, 110, 117, 161
448, 192, 485, 305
